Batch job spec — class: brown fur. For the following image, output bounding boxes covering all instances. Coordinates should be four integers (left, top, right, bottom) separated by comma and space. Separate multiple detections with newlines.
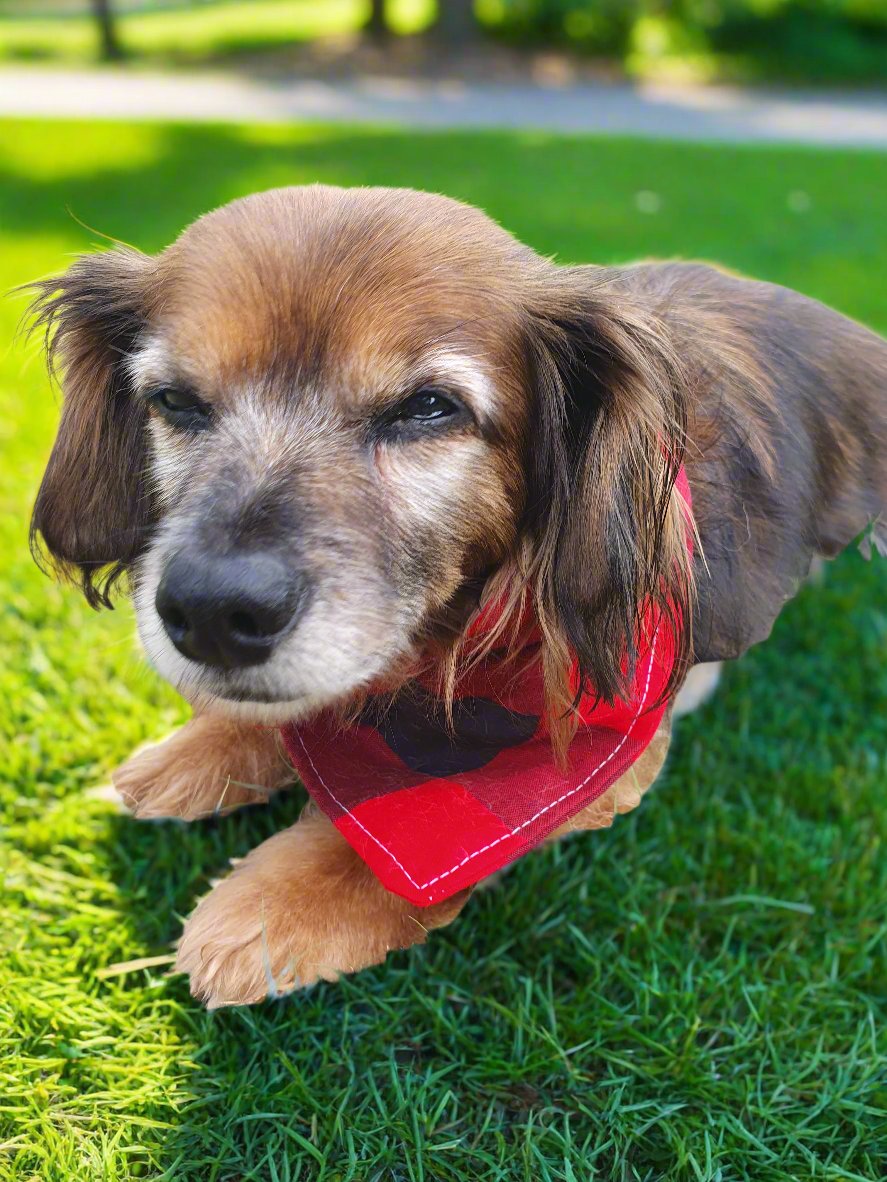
113, 715, 293, 820
175, 804, 471, 1009
24, 186, 887, 1007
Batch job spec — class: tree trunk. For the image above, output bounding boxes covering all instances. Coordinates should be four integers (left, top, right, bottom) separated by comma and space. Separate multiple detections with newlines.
92, 0, 123, 61
433, 0, 477, 43
365, 0, 390, 39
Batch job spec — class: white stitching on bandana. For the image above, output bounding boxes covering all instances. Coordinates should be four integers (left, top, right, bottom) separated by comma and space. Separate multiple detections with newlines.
298, 627, 660, 903
294, 730, 427, 892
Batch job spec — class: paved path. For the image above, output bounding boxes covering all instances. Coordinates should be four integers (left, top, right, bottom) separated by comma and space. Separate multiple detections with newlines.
1, 63, 885, 146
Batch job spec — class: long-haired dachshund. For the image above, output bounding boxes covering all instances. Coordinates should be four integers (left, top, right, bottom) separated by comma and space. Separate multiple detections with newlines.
26, 187, 886, 1008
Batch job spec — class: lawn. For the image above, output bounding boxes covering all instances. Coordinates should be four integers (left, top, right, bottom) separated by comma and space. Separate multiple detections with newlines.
1, 120, 885, 1180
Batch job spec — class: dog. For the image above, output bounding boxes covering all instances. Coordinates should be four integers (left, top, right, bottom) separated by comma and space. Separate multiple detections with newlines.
26, 186, 886, 1008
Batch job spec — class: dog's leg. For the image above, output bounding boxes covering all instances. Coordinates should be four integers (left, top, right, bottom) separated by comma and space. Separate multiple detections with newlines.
672, 662, 723, 719
112, 715, 294, 821
176, 806, 470, 1008
175, 715, 675, 1006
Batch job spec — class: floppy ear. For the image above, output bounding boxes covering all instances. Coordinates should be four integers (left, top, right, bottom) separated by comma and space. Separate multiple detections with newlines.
523, 266, 692, 718
26, 247, 156, 608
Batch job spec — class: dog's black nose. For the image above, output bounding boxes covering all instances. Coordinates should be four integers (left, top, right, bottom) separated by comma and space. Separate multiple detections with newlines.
155, 551, 308, 669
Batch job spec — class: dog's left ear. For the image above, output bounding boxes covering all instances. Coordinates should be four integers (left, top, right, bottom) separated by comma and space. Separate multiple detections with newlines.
522, 266, 692, 714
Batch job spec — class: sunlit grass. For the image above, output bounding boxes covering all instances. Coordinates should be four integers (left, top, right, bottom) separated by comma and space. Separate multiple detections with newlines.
0, 0, 433, 64
1, 119, 885, 1180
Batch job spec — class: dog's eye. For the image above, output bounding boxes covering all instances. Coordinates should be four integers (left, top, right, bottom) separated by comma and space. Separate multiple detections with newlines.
371, 386, 469, 444
149, 388, 210, 427
393, 389, 460, 423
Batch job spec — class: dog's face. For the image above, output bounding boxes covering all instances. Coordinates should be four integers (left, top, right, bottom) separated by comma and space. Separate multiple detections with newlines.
127, 189, 537, 720
28, 185, 690, 726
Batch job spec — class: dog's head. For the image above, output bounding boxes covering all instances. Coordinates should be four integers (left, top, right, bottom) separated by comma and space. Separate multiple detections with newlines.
27, 186, 690, 735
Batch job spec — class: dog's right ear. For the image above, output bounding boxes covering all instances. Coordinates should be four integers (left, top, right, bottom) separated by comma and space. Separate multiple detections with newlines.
25, 247, 156, 608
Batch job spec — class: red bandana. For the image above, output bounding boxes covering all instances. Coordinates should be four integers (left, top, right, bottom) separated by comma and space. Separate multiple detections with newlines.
281, 469, 691, 908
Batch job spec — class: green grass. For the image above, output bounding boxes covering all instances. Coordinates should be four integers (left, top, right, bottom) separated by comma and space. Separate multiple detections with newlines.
1, 120, 886, 1180
0, 0, 432, 64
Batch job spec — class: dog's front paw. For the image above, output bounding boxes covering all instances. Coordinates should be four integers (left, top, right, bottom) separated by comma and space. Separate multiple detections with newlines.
175, 812, 469, 1008
112, 715, 292, 821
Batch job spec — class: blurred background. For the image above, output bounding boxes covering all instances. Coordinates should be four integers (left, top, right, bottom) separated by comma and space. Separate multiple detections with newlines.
0, 0, 886, 82
1, 4, 885, 1181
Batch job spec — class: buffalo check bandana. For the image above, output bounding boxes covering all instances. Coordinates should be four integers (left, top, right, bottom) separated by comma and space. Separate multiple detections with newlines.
281, 468, 691, 908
